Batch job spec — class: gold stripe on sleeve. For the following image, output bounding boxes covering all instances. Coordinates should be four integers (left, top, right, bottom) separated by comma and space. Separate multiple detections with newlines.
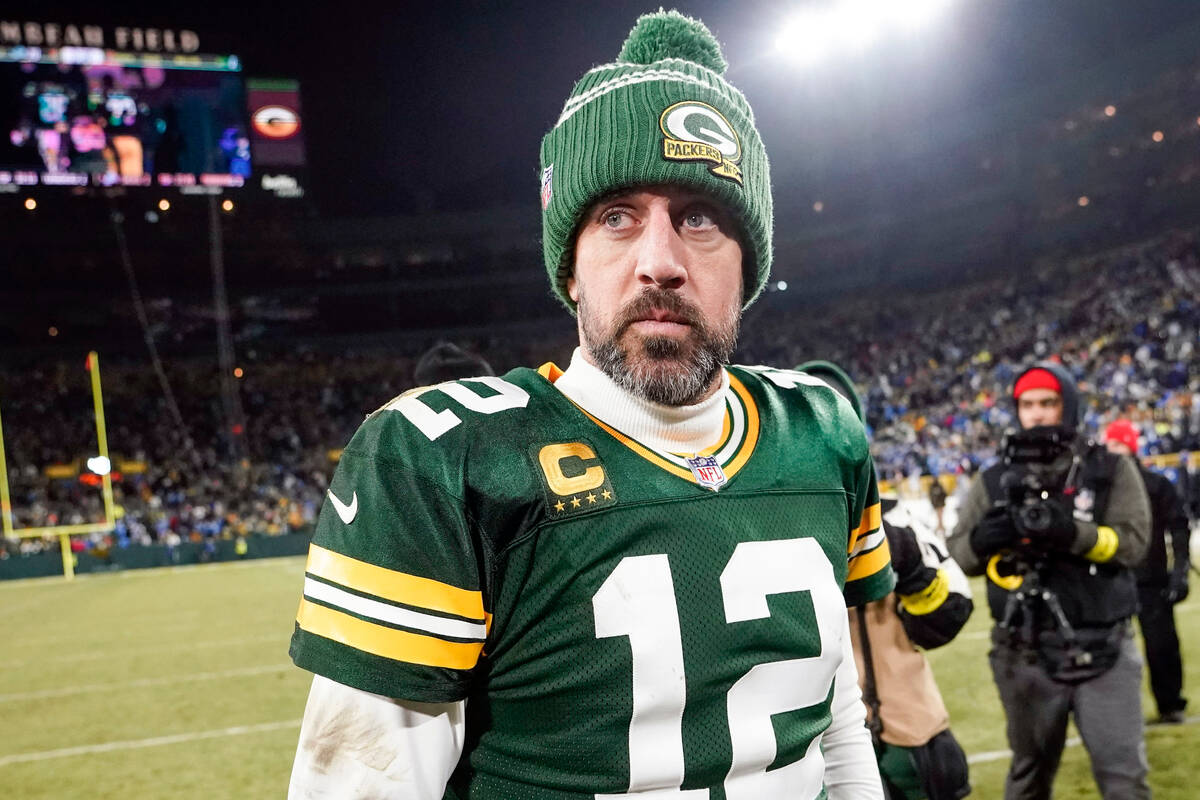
297, 598, 484, 670
847, 536, 891, 582
848, 502, 883, 553
305, 543, 485, 620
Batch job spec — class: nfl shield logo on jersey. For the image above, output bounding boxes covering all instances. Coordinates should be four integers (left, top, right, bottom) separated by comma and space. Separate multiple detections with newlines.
1073, 487, 1095, 521
685, 454, 727, 492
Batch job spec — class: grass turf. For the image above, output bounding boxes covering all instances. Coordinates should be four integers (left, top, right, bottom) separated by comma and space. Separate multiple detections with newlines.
1, 560, 1196, 797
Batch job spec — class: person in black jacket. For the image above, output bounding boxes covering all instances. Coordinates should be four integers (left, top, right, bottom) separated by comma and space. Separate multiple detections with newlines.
947, 361, 1151, 800
1104, 418, 1191, 723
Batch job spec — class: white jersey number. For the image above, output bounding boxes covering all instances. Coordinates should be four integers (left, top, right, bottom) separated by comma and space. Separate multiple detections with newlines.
593, 538, 841, 798
384, 377, 529, 441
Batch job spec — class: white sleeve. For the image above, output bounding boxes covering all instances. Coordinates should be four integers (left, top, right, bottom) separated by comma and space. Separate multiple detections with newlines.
289, 674, 465, 799
822, 613, 885, 800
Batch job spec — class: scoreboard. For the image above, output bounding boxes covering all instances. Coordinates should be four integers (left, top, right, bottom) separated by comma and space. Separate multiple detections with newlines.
0, 42, 306, 199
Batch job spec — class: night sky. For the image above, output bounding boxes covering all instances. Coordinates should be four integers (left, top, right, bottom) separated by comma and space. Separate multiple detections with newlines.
13, 1, 1200, 217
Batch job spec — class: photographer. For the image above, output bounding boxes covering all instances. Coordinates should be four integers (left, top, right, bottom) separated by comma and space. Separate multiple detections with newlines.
947, 362, 1151, 800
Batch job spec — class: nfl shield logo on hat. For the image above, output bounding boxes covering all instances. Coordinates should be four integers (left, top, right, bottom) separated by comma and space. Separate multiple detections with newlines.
541, 165, 554, 210
685, 454, 727, 491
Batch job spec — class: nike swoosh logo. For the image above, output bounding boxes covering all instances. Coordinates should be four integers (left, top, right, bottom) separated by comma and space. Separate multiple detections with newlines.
327, 490, 358, 525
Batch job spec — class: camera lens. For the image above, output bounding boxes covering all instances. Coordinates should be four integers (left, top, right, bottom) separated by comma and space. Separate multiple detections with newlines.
1019, 502, 1052, 533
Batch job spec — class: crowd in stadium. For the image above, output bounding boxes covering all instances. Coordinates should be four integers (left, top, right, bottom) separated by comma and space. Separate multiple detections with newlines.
744, 228, 1200, 483
2, 226, 1198, 557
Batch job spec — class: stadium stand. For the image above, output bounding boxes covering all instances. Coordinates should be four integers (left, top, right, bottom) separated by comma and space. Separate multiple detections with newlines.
2, 47, 1199, 567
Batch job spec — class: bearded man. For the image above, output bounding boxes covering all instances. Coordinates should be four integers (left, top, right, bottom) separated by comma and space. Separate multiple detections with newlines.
287, 10, 894, 799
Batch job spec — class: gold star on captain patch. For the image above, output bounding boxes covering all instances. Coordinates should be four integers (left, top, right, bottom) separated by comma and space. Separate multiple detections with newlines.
601, 489, 612, 500
586, 493, 597, 504
570, 496, 582, 508
554, 500, 565, 512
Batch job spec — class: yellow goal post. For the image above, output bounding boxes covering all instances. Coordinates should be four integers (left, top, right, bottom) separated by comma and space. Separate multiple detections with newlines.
0, 350, 116, 580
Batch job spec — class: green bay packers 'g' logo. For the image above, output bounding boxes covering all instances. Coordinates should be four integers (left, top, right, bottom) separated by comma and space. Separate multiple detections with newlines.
659, 101, 743, 185
534, 442, 617, 517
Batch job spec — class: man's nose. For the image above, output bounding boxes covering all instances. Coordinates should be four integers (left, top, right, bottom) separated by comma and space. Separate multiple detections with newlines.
633, 206, 687, 290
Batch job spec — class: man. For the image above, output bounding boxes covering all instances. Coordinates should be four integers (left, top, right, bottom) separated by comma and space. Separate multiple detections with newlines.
947, 362, 1152, 800
1104, 418, 1191, 724
802, 361, 972, 800
288, 11, 895, 799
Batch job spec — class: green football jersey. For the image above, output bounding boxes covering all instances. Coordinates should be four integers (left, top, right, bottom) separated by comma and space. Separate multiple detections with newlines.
290, 363, 894, 799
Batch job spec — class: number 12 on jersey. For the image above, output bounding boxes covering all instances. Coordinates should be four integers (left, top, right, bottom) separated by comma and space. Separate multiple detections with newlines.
593, 538, 844, 799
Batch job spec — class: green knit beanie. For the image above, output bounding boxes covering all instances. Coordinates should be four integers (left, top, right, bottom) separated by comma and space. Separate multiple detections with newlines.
539, 9, 773, 313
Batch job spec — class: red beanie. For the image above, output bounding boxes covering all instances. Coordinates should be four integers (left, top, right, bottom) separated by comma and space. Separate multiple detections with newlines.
1013, 368, 1061, 399
1104, 419, 1140, 454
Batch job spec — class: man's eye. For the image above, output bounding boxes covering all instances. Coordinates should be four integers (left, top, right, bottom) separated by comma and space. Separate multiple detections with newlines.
683, 210, 715, 229
604, 211, 626, 228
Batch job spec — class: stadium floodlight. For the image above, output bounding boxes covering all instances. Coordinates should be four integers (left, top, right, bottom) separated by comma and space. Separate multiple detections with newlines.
887, 0, 953, 32
24, 197, 36, 211
776, 0, 954, 64
776, 9, 832, 66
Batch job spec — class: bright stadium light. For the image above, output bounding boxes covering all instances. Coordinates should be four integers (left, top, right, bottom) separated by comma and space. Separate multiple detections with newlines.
777, 0, 955, 65
888, 0, 953, 31
832, 2, 884, 50
776, 9, 832, 65
158, 198, 171, 212
24, 197, 36, 211
86, 455, 111, 476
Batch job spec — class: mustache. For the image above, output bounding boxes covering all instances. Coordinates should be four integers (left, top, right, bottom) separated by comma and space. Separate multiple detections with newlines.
615, 288, 704, 334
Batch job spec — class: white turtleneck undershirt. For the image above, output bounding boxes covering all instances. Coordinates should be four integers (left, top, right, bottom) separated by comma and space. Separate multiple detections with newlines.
553, 347, 729, 455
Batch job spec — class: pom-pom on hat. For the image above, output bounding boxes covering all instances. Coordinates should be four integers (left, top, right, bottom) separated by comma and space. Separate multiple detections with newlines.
539, 9, 773, 313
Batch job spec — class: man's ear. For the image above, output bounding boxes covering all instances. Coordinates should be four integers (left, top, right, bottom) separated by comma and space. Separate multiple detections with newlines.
567, 275, 579, 303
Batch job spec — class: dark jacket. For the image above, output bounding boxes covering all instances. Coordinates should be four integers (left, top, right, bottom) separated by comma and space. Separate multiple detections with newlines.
1135, 467, 1190, 586
947, 362, 1151, 634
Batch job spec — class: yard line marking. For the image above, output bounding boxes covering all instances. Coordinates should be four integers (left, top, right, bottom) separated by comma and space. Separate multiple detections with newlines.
0, 719, 302, 767
968, 717, 1193, 764
1, 631, 288, 667
0, 555, 306, 590
0, 663, 297, 703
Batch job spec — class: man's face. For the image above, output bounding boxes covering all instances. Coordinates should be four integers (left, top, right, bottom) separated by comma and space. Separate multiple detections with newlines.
567, 186, 743, 406
1017, 388, 1064, 429
1105, 440, 1133, 457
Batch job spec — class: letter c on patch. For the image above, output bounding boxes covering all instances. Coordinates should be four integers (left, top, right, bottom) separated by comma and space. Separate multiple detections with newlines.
539, 443, 605, 496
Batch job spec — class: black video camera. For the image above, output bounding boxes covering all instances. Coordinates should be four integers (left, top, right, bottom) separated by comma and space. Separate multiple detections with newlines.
996, 426, 1073, 538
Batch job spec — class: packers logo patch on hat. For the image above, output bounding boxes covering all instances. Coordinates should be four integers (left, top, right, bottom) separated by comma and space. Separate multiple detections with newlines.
659, 101, 743, 185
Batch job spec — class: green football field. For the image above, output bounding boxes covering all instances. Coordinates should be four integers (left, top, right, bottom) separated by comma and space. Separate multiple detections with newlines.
1, 557, 1196, 798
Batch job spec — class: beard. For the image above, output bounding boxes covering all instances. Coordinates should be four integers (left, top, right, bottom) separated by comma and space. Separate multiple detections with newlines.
578, 287, 740, 407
